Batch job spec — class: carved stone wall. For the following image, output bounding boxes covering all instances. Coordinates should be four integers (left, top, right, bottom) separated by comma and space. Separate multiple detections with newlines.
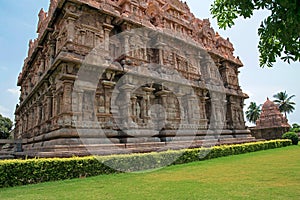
14, 0, 254, 157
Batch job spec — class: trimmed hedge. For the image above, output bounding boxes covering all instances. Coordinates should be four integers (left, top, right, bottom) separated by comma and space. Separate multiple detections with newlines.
0, 139, 291, 188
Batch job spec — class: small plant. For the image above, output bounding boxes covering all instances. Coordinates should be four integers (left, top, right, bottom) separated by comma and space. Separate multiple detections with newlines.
282, 132, 299, 145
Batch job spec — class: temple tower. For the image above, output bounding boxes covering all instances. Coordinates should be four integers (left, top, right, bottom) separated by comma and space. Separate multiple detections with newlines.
14, 0, 254, 157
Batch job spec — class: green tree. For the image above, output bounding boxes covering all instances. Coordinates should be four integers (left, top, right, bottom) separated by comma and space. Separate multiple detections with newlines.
0, 114, 13, 139
290, 123, 300, 132
211, 0, 300, 67
273, 91, 296, 118
245, 102, 261, 124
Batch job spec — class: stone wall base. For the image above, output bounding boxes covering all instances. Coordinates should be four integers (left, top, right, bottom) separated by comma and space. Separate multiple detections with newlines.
15, 128, 257, 158
250, 127, 289, 140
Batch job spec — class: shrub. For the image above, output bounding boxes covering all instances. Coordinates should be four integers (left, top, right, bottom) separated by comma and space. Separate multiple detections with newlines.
0, 139, 292, 188
282, 132, 299, 145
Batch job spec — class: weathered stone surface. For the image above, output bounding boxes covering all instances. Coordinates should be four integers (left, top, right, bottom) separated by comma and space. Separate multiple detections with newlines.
14, 0, 254, 157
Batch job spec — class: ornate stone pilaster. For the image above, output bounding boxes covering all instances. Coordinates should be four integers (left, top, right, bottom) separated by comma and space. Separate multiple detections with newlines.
199, 91, 209, 129
24, 113, 28, 135
49, 40, 56, 64
51, 84, 57, 118
156, 89, 170, 125
226, 95, 234, 130
142, 86, 155, 123
210, 92, 226, 130
123, 35, 130, 55
131, 96, 137, 121
102, 80, 115, 115
37, 101, 43, 125
187, 93, 200, 125
119, 83, 134, 127
62, 80, 73, 113
103, 23, 113, 51
77, 90, 83, 121
31, 102, 38, 128
66, 17, 76, 43
38, 57, 45, 76
29, 107, 34, 131
46, 91, 53, 120
176, 91, 186, 124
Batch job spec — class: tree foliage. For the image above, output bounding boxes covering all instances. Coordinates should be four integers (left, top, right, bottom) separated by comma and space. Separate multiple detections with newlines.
273, 91, 296, 118
0, 114, 13, 139
290, 123, 300, 132
245, 102, 261, 124
211, 0, 300, 67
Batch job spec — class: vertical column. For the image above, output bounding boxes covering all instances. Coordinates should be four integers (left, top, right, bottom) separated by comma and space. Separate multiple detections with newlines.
140, 95, 146, 121
38, 101, 43, 125
52, 85, 57, 117
77, 90, 83, 121
156, 89, 170, 125
197, 51, 202, 79
158, 48, 164, 65
226, 95, 234, 129
66, 17, 76, 43
46, 92, 53, 120
237, 97, 246, 129
119, 83, 134, 127
199, 90, 208, 129
33, 102, 38, 127
103, 22, 113, 52
24, 113, 28, 135
29, 107, 34, 132
62, 80, 73, 126
142, 87, 155, 123
50, 40, 56, 64
131, 96, 137, 122
200, 53, 212, 82
187, 94, 200, 125
62, 80, 73, 113
210, 92, 226, 130
123, 35, 130, 55
102, 80, 115, 115
57, 92, 62, 115
209, 93, 217, 130
39, 57, 45, 75
176, 92, 186, 124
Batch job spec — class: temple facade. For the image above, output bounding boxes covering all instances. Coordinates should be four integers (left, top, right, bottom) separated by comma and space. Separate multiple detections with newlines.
14, 0, 254, 157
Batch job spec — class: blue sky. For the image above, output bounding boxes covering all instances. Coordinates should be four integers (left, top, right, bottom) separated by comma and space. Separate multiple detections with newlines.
0, 0, 299, 125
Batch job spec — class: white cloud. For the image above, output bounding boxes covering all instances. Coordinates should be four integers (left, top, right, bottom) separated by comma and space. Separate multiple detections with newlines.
7, 88, 20, 96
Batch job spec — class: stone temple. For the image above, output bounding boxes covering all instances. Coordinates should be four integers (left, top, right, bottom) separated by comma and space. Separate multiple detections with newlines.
14, 0, 255, 157
251, 98, 290, 140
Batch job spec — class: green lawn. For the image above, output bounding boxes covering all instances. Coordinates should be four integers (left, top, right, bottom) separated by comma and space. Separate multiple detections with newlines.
1, 145, 300, 200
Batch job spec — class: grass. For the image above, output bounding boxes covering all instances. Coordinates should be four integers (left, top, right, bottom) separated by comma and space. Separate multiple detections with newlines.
1, 145, 300, 200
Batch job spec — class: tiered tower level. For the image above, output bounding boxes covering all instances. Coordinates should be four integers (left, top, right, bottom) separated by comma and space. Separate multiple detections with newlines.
14, 0, 254, 157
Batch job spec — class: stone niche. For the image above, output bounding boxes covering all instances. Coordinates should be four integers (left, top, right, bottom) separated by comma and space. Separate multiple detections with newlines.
14, 0, 255, 158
